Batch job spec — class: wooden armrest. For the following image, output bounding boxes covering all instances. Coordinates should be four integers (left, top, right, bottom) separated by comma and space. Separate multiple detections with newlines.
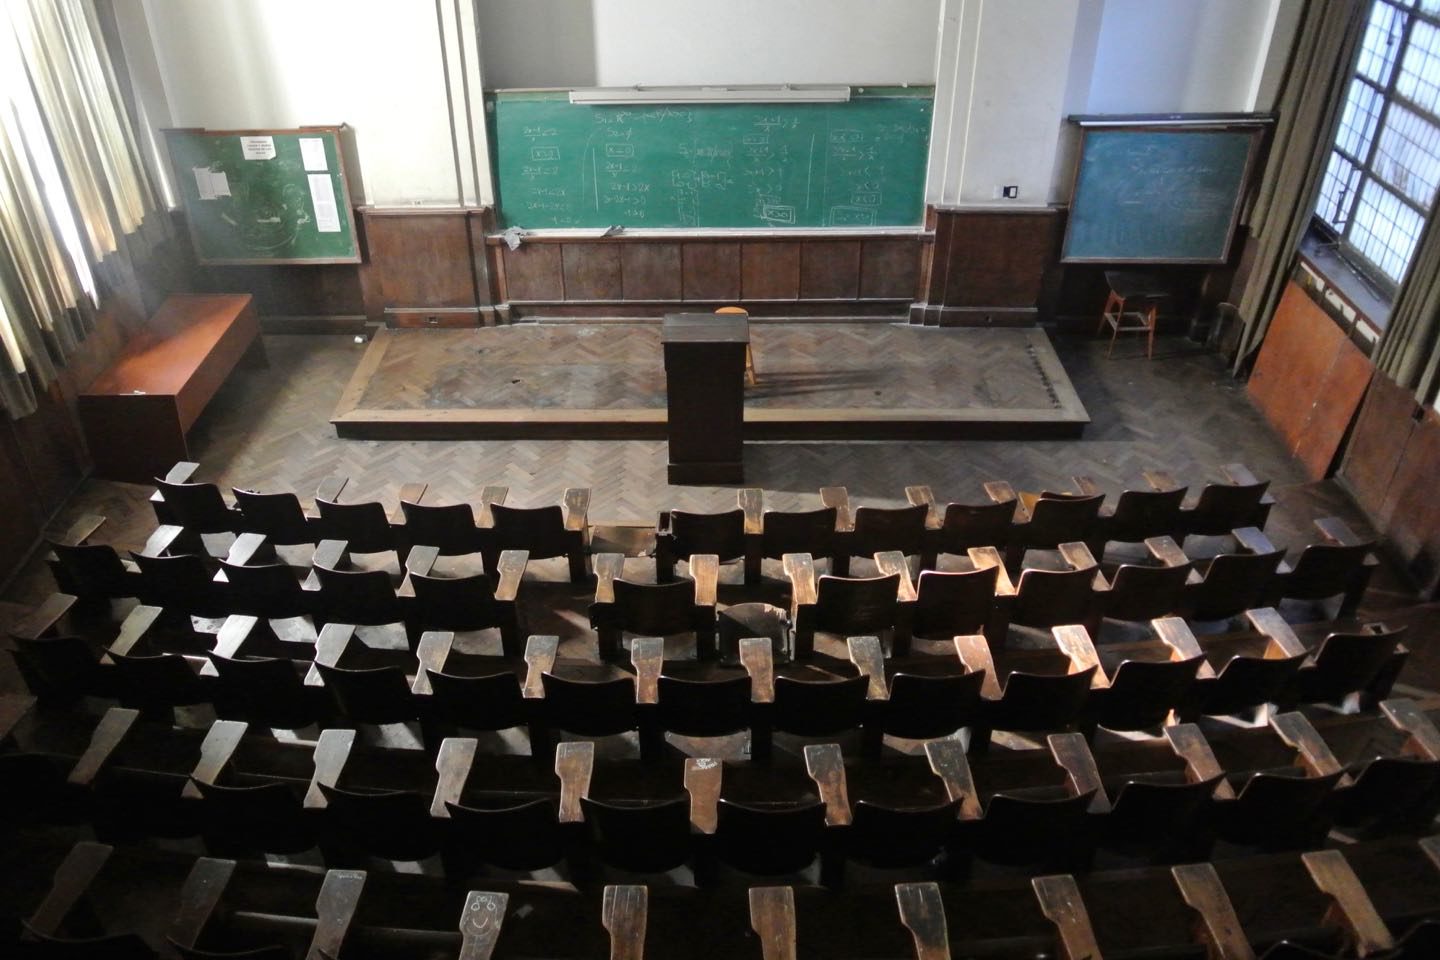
562, 487, 590, 534
183, 720, 249, 799
164, 461, 201, 484
27, 841, 114, 935
738, 488, 764, 535
593, 553, 625, 604
310, 870, 366, 960
1171, 863, 1252, 960
602, 885, 648, 960
966, 546, 1016, 595
225, 532, 276, 566
1422, 836, 1440, 873
820, 486, 853, 532
1152, 617, 1214, 678
684, 757, 722, 834
314, 475, 349, 503
1381, 699, 1440, 761
494, 549, 528, 603
14, 592, 77, 641
169, 858, 237, 949
1058, 541, 1098, 571
1052, 625, 1109, 690
804, 743, 851, 826
0, 693, 36, 744
905, 485, 943, 529
1145, 536, 1190, 568
304, 729, 356, 809
68, 707, 139, 786
50, 513, 106, 547
523, 635, 558, 699
983, 480, 1018, 504
631, 637, 663, 704
405, 544, 440, 578
1142, 469, 1182, 493
396, 481, 428, 513
1302, 850, 1396, 956
1048, 732, 1111, 813
847, 636, 890, 700
921, 740, 979, 821
555, 740, 594, 824
211, 616, 258, 661
1245, 607, 1308, 659
954, 635, 1002, 700
782, 553, 818, 606
139, 524, 188, 558
874, 550, 917, 602
109, 604, 162, 657
1032, 875, 1101, 960
1071, 475, 1102, 497
1164, 723, 1236, 800
1313, 515, 1364, 547
1270, 712, 1350, 782
896, 882, 951, 960
1221, 462, 1261, 487
311, 538, 350, 570
412, 631, 454, 695
477, 485, 508, 527
740, 637, 776, 703
459, 891, 509, 960
690, 554, 719, 607
431, 737, 477, 817
305, 623, 354, 687
749, 886, 797, 960
1232, 526, 1277, 556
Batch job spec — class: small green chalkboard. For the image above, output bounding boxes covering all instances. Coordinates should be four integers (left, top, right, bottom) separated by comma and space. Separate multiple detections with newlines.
490, 89, 932, 229
164, 127, 360, 264
1062, 123, 1264, 264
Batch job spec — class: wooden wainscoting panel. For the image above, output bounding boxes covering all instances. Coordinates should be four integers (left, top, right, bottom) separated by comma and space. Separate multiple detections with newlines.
741, 242, 802, 300
940, 209, 1060, 307
621, 243, 682, 301
1295, 345, 1371, 479
0, 418, 44, 580
800, 240, 862, 299
503, 243, 565, 302
682, 242, 741, 301
860, 239, 921, 300
562, 244, 623, 301
1340, 371, 1420, 527
1381, 406, 1440, 594
362, 210, 476, 308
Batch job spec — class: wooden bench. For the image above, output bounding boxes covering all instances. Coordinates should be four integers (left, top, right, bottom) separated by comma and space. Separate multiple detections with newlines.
79, 294, 262, 482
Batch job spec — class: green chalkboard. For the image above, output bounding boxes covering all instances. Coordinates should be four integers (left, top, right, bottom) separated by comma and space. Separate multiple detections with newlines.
1062, 125, 1263, 263
164, 127, 360, 264
490, 90, 932, 229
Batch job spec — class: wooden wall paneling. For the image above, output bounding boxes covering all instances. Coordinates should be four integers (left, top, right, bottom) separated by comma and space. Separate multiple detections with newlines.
1248, 284, 1347, 455
10, 382, 87, 518
942, 210, 1059, 309
0, 418, 44, 583
800, 240, 862, 300
1293, 340, 1371, 479
1381, 407, 1440, 595
363, 211, 476, 309
682, 242, 741, 302
562, 244, 624, 301
503, 243, 565, 302
859, 239, 920, 300
740, 242, 801, 300
1339, 372, 1420, 527
467, 211, 497, 314
620, 243, 682, 301
912, 207, 940, 322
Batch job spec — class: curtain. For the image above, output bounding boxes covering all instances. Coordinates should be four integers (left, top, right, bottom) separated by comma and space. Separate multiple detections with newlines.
1374, 200, 1440, 404
0, 0, 166, 418
1233, 0, 1367, 372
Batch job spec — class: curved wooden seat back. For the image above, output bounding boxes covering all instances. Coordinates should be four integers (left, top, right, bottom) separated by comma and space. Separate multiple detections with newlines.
191, 779, 314, 855
611, 578, 700, 636
772, 675, 868, 736
232, 488, 314, 545
490, 503, 570, 558
1331, 756, 1440, 836
211, 655, 322, 729
109, 650, 208, 709
1279, 542, 1373, 600
219, 562, 311, 619
154, 479, 237, 534
1188, 550, 1284, 620
1186, 654, 1305, 719
667, 509, 746, 562
759, 507, 837, 562
313, 662, 415, 725
317, 782, 440, 861
1009, 567, 1095, 630
1185, 480, 1270, 537
312, 566, 403, 626
1103, 487, 1186, 544
48, 543, 132, 599
987, 667, 1096, 733
1215, 770, 1341, 849
581, 795, 693, 873
539, 672, 637, 737
847, 798, 961, 868
714, 798, 826, 876
443, 796, 566, 872
1102, 562, 1191, 623
883, 671, 986, 740
315, 498, 395, 554
970, 790, 1096, 867
1298, 626, 1406, 705
814, 573, 900, 635
409, 571, 499, 628
132, 553, 225, 617
912, 566, 997, 639
850, 504, 929, 557
655, 674, 752, 737
1097, 657, 1202, 731
425, 669, 527, 731
937, 499, 1015, 554
1013, 494, 1102, 550
400, 501, 481, 556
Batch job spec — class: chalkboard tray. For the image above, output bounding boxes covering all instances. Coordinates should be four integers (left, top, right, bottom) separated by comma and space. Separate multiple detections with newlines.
489, 89, 932, 230
1062, 122, 1265, 264
164, 127, 361, 265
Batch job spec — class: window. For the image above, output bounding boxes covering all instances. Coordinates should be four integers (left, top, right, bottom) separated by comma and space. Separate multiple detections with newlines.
1315, 0, 1440, 292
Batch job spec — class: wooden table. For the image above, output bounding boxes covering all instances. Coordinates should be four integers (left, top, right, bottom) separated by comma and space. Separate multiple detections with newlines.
79, 294, 263, 482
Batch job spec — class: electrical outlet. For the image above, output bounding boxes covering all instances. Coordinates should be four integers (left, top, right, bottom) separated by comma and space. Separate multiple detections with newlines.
1002, 185, 1019, 199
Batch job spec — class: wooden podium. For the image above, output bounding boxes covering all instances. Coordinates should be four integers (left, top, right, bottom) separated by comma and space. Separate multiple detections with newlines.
662, 313, 747, 484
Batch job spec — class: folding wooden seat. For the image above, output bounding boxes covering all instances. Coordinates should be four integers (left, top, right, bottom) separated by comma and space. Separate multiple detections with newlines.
105, 606, 209, 717
654, 674, 754, 745
1326, 700, 1440, 838
784, 551, 902, 658
44, 515, 139, 604
208, 617, 328, 730
907, 564, 998, 645
304, 729, 440, 863
399, 499, 487, 562
18, 842, 153, 959
0, 695, 79, 831
582, 795, 694, 874
1294, 622, 1407, 711
67, 706, 202, 842
655, 505, 746, 582
751, 672, 869, 763
1167, 462, 1275, 538
740, 487, 838, 585
153, 462, 243, 534
1184, 527, 1286, 620
714, 798, 828, 877
483, 486, 590, 583
984, 480, 1103, 572
405, 545, 527, 656
131, 548, 229, 620
1274, 517, 1379, 617
538, 670, 640, 753
906, 484, 1015, 569
232, 486, 319, 545
1090, 536, 1192, 629
979, 541, 1099, 641
185, 720, 316, 856
1092, 724, 1229, 863
10, 627, 107, 703
310, 555, 405, 628
1209, 712, 1345, 851
1179, 608, 1308, 721
309, 624, 417, 726
953, 633, 1098, 752
862, 664, 987, 758
845, 798, 962, 876
821, 486, 928, 576
412, 632, 532, 743
1073, 474, 1187, 550
218, 540, 314, 620
589, 553, 718, 661
1062, 620, 1204, 734
165, 858, 293, 960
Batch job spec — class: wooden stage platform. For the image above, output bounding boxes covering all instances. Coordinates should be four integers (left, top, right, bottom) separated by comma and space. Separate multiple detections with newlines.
330, 322, 1089, 441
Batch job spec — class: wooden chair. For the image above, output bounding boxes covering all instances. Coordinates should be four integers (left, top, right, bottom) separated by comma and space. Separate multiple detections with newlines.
1326, 699, 1440, 839
412, 632, 532, 746
845, 797, 961, 874
186, 720, 316, 856
1090, 536, 1192, 628
45, 515, 140, 603
906, 484, 1015, 569
741, 489, 838, 585
955, 633, 1098, 752
1097, 271, 1167, 359
19, 842, 153, 959
11, 631, 106, 703
1183, 527, 1286, 620
908, 564, 999, 645
866, 666, 987, 757
716, 304, 757, 384
311, 552, 406, 628
166, 857, 293, 960
309, 624, 417, 726
68, 706, 202, 842
582, 795, 694, 874
399, 497, 485, 558
991, 542, 1100, 641
655, 506, 746, 583
232, 487, 319, 545
1180, 609, 1310, 722
821, 486, 928, 576
131, 550, 229, 620
1274, 517, 1378, 617
1293, 622, 1407, 711
1073, 475, 1187, 550
653, 673, 753, 744
751, 673, 869, 763
484, 487, 591, 583
1164, 463, 1274, 538
319, 781, 442, 862
984, 480, 1102, 572
435, 737, 574, 874
1103, 773, 1222, 864
405, 545, 527, 656
154, 466, 243, 534
537, 671, 640, 753
208, 617, 327, 729
589, 553, 718, 661
1075, 620, 1205, 734
714, 798, 827, 876
314, 476, 410, 558
218, 554, 314, 620
785, 552, 902, 658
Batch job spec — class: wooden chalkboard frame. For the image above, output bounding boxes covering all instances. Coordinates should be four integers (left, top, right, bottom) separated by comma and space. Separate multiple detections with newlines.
163, 126, 361, 266
1061, 117, 1268, 265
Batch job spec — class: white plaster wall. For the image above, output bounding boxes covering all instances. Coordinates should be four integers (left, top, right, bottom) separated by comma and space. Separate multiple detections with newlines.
136, 0, 459, 204
478, 0, 600, 89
